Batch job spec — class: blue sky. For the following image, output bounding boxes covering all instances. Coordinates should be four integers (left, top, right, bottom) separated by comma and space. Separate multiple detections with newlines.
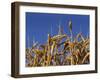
26, 12, 89, 48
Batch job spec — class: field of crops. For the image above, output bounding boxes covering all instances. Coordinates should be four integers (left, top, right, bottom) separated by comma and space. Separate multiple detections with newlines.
26, 20, 90, 67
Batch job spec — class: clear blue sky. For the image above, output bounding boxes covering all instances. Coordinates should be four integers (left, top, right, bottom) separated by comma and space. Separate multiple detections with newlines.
26, 12, 89, 48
